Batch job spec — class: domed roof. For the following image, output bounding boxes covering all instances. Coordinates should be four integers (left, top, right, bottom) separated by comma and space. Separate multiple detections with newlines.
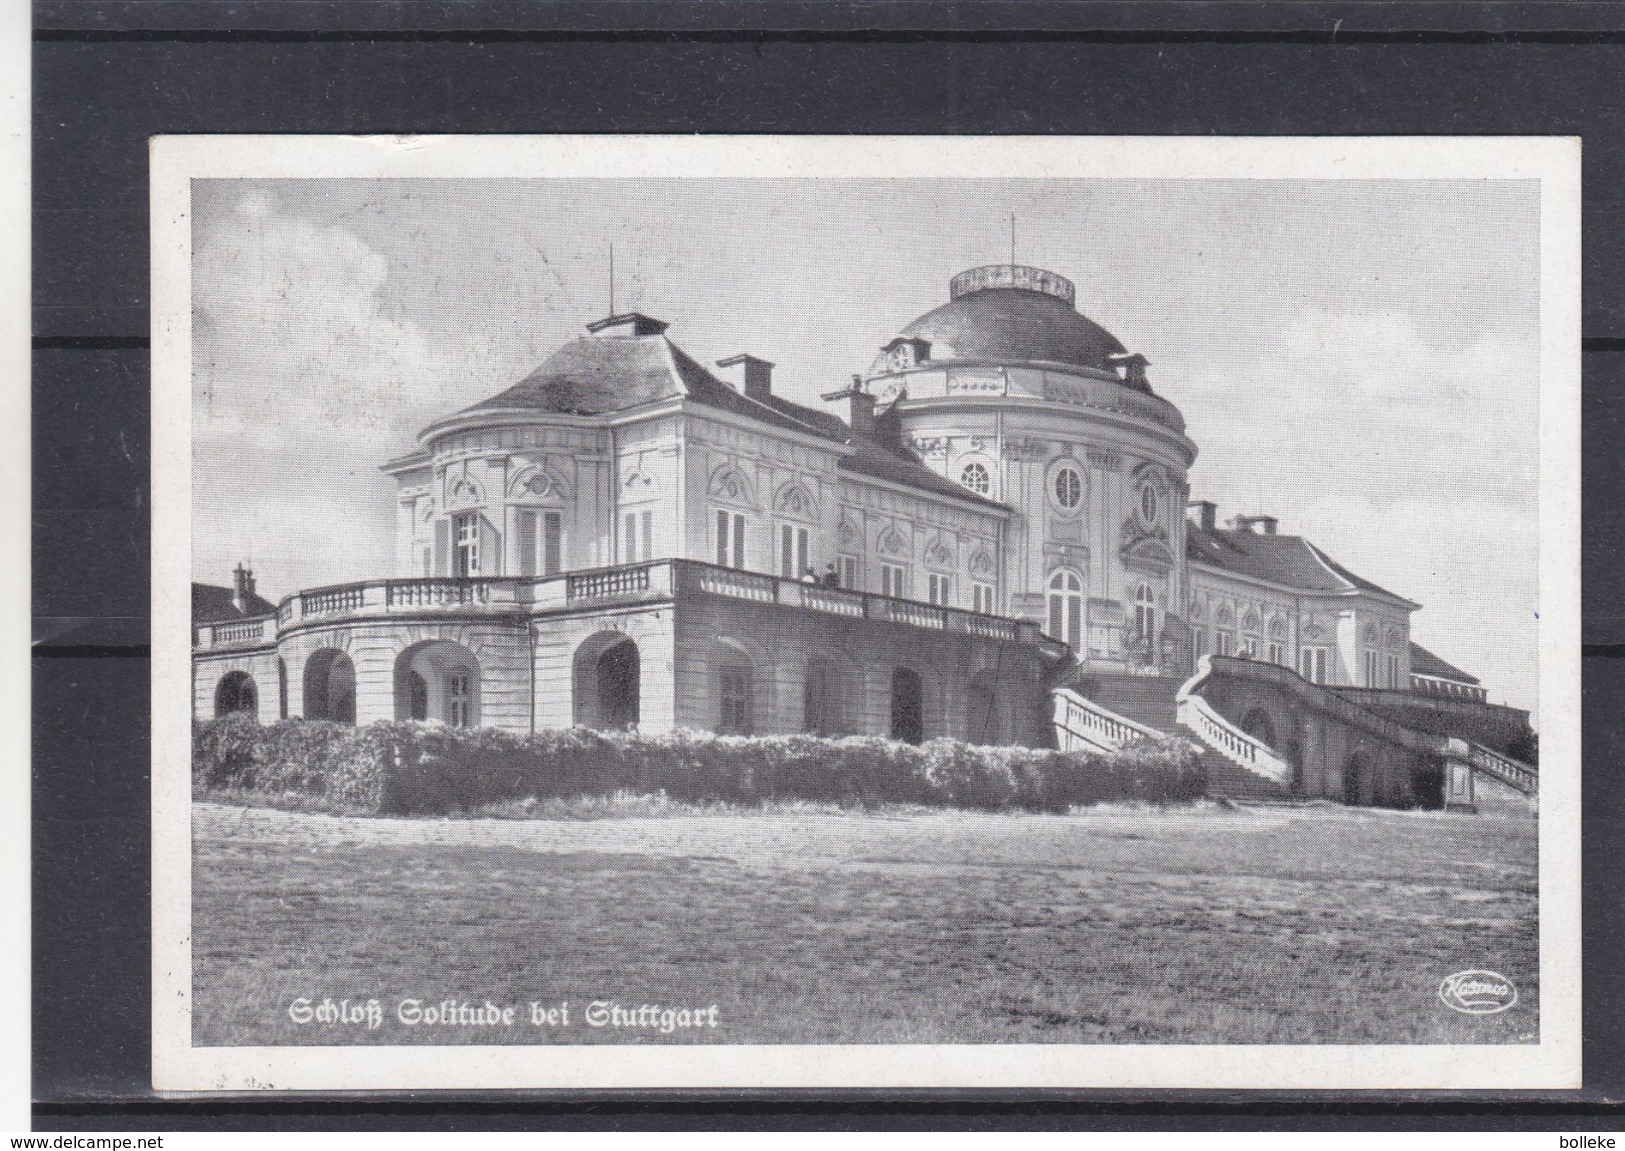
890, 266, 1127, 375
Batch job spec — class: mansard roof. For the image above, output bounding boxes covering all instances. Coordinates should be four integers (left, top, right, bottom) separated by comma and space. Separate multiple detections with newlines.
454, 321, 1008, 513
1408, 641, 1481, 686
754, 392, 1008, 511
1186, 523, 1416, 606
459, 332, 824, 438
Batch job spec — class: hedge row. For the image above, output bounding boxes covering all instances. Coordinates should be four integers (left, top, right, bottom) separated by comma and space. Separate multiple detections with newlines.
193, 715, 1204, 816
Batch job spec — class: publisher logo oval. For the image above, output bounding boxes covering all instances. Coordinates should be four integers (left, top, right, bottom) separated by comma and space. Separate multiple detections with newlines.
1439, 970, 1518, 1015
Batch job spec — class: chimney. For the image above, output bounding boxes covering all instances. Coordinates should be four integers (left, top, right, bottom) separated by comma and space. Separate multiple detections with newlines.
1227, 514, 1279, 535
232, 563, 256, 612
716, 354, 774, 402
823, 374, 875, 439
1189, 499, 1217, 532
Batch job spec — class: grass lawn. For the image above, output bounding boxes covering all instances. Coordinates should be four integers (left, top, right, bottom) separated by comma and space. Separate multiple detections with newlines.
192, 800, 1538, 1046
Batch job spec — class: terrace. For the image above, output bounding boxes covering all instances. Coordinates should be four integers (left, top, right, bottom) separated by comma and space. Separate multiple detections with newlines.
195, 559, 1067, 659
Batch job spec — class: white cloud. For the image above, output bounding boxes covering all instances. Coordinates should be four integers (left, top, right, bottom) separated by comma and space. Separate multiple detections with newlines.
192, 195, 505, 455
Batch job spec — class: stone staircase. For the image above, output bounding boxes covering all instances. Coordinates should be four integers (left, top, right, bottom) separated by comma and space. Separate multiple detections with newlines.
1068, 673, 1294, 802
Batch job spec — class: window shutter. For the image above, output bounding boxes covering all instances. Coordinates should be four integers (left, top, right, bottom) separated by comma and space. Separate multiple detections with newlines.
516, 511, 537, 577
434, 519, 449, 576
479, 514, 501, 576
543, 512, 562, 575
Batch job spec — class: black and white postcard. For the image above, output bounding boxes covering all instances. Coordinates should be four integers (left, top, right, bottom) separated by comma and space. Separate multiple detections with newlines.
150, 135, 1581, 1091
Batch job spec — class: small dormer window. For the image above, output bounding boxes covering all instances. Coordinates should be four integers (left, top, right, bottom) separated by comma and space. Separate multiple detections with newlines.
883, 337, 930, 373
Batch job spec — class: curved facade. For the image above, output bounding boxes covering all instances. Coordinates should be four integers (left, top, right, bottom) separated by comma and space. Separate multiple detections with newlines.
865, 265, 1197, 672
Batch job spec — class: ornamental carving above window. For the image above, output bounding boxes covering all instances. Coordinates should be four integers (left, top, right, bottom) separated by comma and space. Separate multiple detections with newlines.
447, 477, 482, 509
924, 537, 954, 570
877, 526, 908, 558
707, 464, 755, 507
969, 548, 995, 577
774, 481, 818, 521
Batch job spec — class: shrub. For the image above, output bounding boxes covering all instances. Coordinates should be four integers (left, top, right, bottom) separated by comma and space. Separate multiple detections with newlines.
191, 719, 1204, 817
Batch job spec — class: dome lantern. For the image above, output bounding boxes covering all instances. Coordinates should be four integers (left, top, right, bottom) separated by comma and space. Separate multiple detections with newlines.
949, 264, 1075, 306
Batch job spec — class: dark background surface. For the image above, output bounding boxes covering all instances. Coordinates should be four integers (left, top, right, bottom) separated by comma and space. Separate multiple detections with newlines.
30, 0, 1625, 1127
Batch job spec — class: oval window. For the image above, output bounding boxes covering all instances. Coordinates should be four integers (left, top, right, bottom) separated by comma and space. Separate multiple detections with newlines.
1140, 483, 1158, 524
1053, 465, 1083, 511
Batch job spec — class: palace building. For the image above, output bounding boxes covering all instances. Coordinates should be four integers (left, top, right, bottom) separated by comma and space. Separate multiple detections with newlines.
193, 264, 1535, 809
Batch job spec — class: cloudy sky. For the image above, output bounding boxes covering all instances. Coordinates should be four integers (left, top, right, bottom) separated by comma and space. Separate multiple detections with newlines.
191, 176, 1541, 716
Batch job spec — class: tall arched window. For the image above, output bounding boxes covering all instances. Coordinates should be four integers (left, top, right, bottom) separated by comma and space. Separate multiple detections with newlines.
1134, 582, 1156, 640
959, 461, 990, 495
1047, 570, 1084, 652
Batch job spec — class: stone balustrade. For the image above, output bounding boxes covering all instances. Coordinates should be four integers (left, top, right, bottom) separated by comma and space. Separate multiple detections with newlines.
194, 559, 1059, 656
1051, 687, 1167, 753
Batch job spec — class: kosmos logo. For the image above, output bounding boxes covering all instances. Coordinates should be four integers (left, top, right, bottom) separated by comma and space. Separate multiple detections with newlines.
1438, 970, 1518, 1015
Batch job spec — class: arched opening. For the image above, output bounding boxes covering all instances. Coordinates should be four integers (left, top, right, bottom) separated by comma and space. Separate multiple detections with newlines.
1047, 569, 1084, 652
1134, 582, 1156, 641
393, 640, 479, 726
966, 670, 1002, 746
1343, 752, 1372, 807
572, 632, 641, 731
277, 658, 288, 720
214, 670, 258, 718
302, 649, 355, 724
1412, 755, 1446, 809
803, 657, 840, 736
891, 667, 924, 745
1240, 707, 1277, 750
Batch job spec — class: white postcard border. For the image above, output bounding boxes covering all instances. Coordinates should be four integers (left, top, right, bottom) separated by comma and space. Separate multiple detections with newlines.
150, 134, 1582, 1093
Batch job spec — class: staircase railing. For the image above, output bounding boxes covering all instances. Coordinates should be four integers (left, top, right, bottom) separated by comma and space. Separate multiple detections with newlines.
1051, 687, 1170, 753
1175, 655, 1295, 788
1462, 740, 1539, 797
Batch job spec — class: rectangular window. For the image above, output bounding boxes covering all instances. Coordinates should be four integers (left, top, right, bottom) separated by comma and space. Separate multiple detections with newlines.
641, 509, 653, 561
1364, 649, 1380, 687
624, 511, 652, 563
1192, 627, 1206, 657
542, 511, 563, 575
928, 572, 951, 606
422, 548, 432, 578
1300, 646, 1329, 684
717, 510, 747, 569
881, 563, 907, 599
453, 513, 479, 576
973, 582, 995, 614
447, 673, 472, 727
840, 555, 859, 590
719, 666, 752, 734
780, 524, 810, 579
516, 510, 538, 577
623, 512, 637, 564
1386, 653, 1400, 689
1216, 632, 1234, 657
1240, 636, 1258, 659
1268, 642, 1285, 666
